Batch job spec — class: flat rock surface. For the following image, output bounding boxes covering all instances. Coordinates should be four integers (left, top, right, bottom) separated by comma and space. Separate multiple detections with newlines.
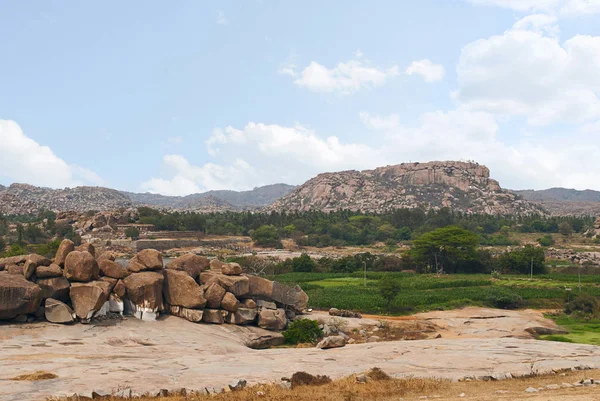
0, 310, 599, 400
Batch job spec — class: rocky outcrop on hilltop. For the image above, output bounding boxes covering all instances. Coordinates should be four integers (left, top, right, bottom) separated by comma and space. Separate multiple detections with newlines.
0, 184, 132, 215
270, 161, 545, 216
0, 241, 307, 338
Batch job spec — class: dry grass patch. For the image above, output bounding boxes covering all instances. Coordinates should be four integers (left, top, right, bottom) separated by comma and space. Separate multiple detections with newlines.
10, 371, 58, 381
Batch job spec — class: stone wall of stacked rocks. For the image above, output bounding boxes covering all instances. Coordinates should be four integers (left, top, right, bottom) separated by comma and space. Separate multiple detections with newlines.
0, 239, 308, 333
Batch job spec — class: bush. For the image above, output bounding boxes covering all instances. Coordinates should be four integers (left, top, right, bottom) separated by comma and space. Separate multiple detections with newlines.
283, 319, 324, 345
291, 253, 316, 273
486, 288, 523, 309
251, 225, 282, 248
565, 294, 599, 316
1, 244, 28, 257
125, 227, 140, 240
537, 235, 554, 247
378, 278, 401, 309
498, 245, 547, 274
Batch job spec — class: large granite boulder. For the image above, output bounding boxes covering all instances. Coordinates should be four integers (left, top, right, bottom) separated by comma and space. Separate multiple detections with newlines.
54, 239, 75, 267
271, 282, 309, 312
221, 292, 239, 312
200, 272, 249, 297
202, 309, 227, 324
244, 328, 285, 349
163, 269, 206, 309
317, 336, 346, 349
169, 305, 204, 323
128, 249, 163, 272
75, 242, 95, 257
123, 272, 164, 319
97, 251, 117, 263
37, 277, 70, 302
209, 259, 226, 271
99, 259, 129, 279
64, 251, 99, 282
69, 281, 109, 323
247, 275, 274, 298
204, 282, 226, 309
222, 263, 242, 276
0, 255, 29, 270
225, 307, 258, 325
257, 308, 288, 331
45, 298, 76, 323
165, 254, 209, 280
23, 254, 51, 280
113, 279, 126, 298
0, 274, 42, 320
35, 263, 63, 278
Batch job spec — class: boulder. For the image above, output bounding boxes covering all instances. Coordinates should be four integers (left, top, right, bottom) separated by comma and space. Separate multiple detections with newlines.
128, 249, 163, 272
69, 281, 109, 322
225, 307, 258, 325
0, 255, 29, 269
99, 277, 117, 295
257, 300, 277, 310
113, 279, 126, 298
169, 305, 204, 323
99, 259, 129, 279
221, 292, 239, 312
45, 298, 76, 323
23, 259, 37, 280
37, 277, 70, 302
222, 262, 242, 276
109, 294, 124, 314
204, 282, 226, 309
525, 327, 569, 336
200, 272, 249, 297
97, 251, 117, 263
123, 271, 164, 314
257, 308, 288, 331
6, 264, 23, 275
247, 275, 274, 298
165, 254, 209, 279
76, 242, 95, 257
241, 298, 257, 309
209, 259, 226, 271
64, 251, 99, 282
244, 329, 285, 349
54, 239, 75, 267
0, 274, 43, 320
202, 309, 227, 324
27, 254, 51, 267
271, 282, 309, 312
36, 263, 63, 278
163, 269, 206, 309
317, 336, 346, 349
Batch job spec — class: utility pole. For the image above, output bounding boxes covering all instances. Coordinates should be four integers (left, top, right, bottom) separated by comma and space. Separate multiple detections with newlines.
363, 261, 367, 287
530, 257, 533, 280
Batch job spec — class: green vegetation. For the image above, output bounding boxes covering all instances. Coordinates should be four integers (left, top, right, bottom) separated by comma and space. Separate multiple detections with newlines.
125, 226, 140, 240
411, 226, 480, 273
541, 315, 600, 346
378, 278, 401, 308
283, 319, 324, 345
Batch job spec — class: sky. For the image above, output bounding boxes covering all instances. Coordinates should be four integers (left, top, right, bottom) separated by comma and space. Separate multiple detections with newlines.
1, 0, 600, 195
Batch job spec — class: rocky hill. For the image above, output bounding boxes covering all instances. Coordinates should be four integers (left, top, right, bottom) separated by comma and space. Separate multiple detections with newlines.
0, 183, 295, 215
270, 161, 545, 215
514, 188, 600, 216
0, 184, 133, 215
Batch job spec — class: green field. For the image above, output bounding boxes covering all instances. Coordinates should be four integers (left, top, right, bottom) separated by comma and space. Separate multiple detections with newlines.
540, 315, 600, 346
270, 272, 600, 315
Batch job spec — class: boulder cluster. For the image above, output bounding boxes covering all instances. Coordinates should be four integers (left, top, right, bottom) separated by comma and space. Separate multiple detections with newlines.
0, 240, 308, 331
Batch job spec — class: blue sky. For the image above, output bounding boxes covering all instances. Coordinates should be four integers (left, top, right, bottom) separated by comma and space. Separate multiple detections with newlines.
1, 0, 600, 195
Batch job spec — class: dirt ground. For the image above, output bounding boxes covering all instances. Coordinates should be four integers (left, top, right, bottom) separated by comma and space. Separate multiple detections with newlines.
1, 308, 600, 401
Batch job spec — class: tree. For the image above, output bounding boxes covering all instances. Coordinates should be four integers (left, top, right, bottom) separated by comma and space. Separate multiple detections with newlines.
411, 226, 480, 273
378, 278, 401, 309
24, 224, 44, 243
125, 227, 140, 240
0, 237, 5, 254
291, 253, 316, 272
558, 222, 573, 237
251, 225, 281, 248
498, 245, 546, 274
16, 224, 24, 245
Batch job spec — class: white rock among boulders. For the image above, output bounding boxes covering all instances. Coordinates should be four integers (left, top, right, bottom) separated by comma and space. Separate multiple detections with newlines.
45, 298, 76, 323
257, 308, 287, 331
69, 281, 108, 323
123, 271, 164, 319
317, 335, 346, 349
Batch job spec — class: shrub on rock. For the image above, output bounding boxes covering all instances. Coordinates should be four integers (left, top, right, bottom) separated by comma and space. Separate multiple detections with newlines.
283, 319, 323, 345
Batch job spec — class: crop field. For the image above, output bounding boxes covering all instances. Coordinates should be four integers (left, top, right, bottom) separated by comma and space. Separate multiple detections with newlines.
271, 272, 600, 315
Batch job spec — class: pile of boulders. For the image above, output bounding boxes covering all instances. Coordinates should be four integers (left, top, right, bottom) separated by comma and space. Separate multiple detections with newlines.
0, 240, 308, 332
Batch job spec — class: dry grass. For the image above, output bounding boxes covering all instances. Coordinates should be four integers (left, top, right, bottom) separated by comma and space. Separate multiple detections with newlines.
54, 369, 600, 401
9, 371, 58, 381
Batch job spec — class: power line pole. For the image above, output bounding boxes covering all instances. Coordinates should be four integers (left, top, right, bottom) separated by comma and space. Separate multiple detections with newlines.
530, 257, 533, 280
363, 261, 367, 287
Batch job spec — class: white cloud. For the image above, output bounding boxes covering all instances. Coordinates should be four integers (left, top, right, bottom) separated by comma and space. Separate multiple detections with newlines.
466, 0, 600, 15
290, 56, 399, 95
277, 55, 297, 77
405, 59, 446, 83
216, 10, 229, 25
456, 15, 600, 125
0, 120, 103, 188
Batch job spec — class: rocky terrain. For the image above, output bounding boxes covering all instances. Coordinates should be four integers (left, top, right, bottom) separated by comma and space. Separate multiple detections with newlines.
0, 183, 295, 215
515, 188, 600, 216
270, 161, 545, 215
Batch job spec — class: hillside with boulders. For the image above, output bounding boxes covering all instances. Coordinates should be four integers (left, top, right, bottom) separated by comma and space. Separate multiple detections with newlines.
270, 161, 545, 216
514, 188, 600, 216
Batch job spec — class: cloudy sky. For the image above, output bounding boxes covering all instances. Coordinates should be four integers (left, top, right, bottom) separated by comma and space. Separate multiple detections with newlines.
1, 1, 600, 195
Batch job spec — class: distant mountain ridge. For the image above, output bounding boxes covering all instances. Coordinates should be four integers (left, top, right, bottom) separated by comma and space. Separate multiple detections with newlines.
270, 161, 545, 216
0, 183, 296, 215
514, 188, 600, 216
